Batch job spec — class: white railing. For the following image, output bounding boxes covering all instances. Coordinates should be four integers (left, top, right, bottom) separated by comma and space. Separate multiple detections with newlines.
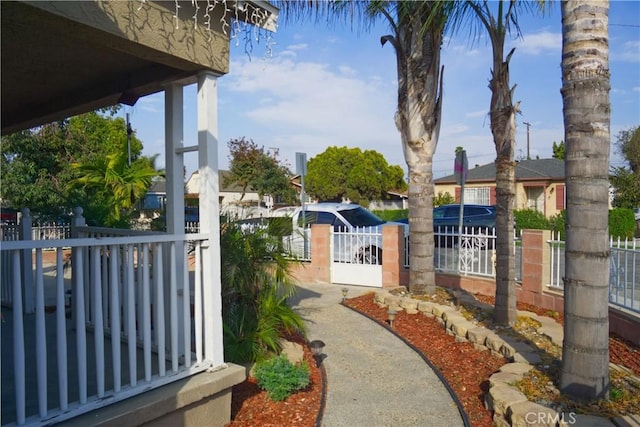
332, 226, 383, 265
404, 227, 520, 279
609, 237, 639, 313
547, 232, 640, 314
0, 221, 217, 425
433, 226, 496, 277
548, 232, 565, 289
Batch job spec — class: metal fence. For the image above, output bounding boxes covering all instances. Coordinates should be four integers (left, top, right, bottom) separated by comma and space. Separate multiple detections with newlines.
404, 227, 521, 279
547, 232, 640, 314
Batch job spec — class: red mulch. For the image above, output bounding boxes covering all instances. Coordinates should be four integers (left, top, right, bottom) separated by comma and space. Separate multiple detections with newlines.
228, 292, 640, 427
344, 294, 506, 427
227, 333, 323, 427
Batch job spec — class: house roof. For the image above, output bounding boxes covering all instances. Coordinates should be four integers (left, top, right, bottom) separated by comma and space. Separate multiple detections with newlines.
435, 158, 565, 184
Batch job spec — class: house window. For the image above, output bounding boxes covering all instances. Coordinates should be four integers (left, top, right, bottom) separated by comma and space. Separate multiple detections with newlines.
464, 187, 490, 205
526, 186, 545, 211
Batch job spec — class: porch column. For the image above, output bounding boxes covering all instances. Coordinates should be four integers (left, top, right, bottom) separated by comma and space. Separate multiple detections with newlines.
197, 71, 224, 366
165, 83, 187, 357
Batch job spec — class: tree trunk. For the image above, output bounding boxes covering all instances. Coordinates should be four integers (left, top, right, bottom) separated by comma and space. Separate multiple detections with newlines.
489, 44, 518, 326
560, 0, 610, 401
391, 7, 444, 296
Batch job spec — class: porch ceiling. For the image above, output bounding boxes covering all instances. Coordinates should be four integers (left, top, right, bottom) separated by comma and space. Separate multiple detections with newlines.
1, 1, 277, 136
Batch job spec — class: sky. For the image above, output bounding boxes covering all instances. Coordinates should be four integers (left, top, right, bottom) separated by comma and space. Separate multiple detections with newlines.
126, 1, 640, 180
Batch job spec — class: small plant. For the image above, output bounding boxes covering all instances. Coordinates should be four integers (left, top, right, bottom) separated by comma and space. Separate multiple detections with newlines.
253, 355, 311, 402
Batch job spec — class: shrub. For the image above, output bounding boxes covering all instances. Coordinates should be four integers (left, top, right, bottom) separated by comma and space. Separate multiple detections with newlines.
253, 355, 310, 402
372, 209, 408, 222
609, 208, 634, 239
433, 191, 455, 207
514, 209, 550, 233
549, 210, 566, 240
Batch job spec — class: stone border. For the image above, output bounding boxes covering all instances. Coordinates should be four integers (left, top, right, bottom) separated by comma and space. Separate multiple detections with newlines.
373, 288, 636, 427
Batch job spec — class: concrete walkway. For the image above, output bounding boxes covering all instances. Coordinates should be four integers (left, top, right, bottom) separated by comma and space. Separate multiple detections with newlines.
289, 282, 465, 427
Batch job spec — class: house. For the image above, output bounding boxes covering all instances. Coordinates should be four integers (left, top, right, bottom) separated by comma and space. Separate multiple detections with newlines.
185, 170, 268, 218
1, 1, 278, 426
434, 158, 566, 218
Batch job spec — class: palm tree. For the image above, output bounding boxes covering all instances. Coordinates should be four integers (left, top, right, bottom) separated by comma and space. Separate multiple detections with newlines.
276, 1, 451, 295
450, 1, 545, 325
221, 220, 306, 363
71, 143, 160, 226
560, 0, 610, 401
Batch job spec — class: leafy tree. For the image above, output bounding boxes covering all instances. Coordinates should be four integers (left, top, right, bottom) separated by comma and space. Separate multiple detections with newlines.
0, 110, 148, 224
276, 1, 449, 295
610, 127, 640, 208
615, 126, 640, 173
552, 140, 565, 160
306, 146, 406, 204
610, 166, 640, 208
226, 137, 296, 206
560, 0, 610, 401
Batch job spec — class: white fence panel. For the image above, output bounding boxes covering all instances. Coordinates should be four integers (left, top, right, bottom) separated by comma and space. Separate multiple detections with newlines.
330, 227, 383, 287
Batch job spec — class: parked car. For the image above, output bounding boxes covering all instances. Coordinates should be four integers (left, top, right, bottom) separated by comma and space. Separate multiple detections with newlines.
397, 204, 496, 229
433, 204, 496, 229
398, 204, 496, 248
288, 203, 408, 264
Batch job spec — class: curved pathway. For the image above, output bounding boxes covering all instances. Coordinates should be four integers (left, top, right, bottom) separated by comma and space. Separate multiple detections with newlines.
289, 282, 465, 427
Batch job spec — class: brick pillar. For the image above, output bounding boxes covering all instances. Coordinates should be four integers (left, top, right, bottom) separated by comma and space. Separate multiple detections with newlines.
382, 225, 405, 288
519, 229, 550, 306
309, 224, 331, 284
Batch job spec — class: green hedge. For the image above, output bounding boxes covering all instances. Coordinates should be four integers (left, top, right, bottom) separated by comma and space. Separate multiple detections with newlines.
373, 209, 408, 222
513, 208, 633, 240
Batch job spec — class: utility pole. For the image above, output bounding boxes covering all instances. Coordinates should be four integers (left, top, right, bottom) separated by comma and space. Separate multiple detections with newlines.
523, 121, 531, 160
126, 113, 133, 166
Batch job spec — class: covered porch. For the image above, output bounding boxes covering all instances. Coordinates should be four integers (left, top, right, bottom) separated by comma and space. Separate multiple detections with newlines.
0, 1, 278, 425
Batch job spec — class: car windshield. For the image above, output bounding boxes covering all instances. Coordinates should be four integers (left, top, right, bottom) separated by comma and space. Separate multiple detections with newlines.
339, 207, 385, 227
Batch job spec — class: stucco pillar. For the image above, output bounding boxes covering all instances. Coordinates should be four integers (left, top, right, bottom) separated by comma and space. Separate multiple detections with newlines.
197, 71, 224, 367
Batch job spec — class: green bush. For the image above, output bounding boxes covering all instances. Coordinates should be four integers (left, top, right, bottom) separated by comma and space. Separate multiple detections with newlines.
253, 355, 310, 402
372, 209, 408, 222
549, 210, 566, 240
514, 209, 550, 233
609, 208, 634, 239
433, 191, 455, 207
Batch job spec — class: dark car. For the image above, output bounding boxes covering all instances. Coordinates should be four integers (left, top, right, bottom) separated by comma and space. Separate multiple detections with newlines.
399, 204, 496, 248
433, 204, 496, 229
397, 204, 496, 229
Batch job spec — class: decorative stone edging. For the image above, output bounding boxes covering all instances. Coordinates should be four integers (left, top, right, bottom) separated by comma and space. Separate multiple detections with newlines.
373, 288, 638, 427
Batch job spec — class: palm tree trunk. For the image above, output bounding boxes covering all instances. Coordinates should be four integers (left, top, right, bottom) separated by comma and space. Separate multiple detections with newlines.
560, 0, 610, 401
390, 6, 444, 296
490, 47, 518, 326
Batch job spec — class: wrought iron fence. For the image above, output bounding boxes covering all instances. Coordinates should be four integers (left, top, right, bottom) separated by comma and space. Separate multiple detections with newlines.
547, 232, 640, 314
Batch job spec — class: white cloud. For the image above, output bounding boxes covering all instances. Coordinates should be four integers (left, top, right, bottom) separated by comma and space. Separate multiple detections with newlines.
633, 87, 640, 93
466, 110, 487, 119
222, 56, 402, 168
613, 40, 640, 63
513, 31, 561, 55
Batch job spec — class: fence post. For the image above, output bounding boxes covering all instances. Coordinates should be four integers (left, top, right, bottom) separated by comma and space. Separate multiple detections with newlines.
19, 208, 35, 313
70, 207, 86, 324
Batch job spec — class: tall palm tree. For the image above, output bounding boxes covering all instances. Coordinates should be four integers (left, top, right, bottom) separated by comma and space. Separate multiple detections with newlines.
450, 1, 545, 325
560, 0, 610, 401
276, 1, 450, 295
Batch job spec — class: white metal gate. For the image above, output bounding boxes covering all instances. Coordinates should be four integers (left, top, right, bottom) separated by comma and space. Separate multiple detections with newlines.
330, 227, 382, 287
